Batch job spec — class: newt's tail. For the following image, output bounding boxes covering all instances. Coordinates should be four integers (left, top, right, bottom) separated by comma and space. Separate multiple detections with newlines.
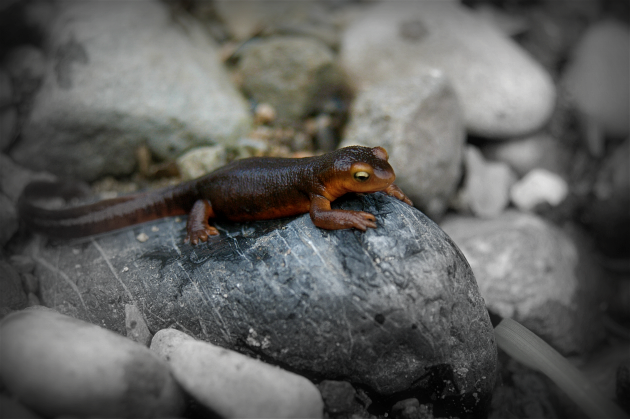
18, 180, 195, 239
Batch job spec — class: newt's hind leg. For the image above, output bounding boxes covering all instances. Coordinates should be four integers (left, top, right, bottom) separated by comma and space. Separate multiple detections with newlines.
185, 199, 219, 245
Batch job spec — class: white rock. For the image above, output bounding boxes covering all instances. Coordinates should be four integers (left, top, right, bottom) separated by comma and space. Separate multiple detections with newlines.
510, 168, 568, 211
0, 307, 185, 418
10, 0, 251, 181
562, 20, 629, 138
150, 328, 196, 362
460, 146, 516, 218
340, 72, 465, 219
340, 1, 556, 139
176, 145, 227, 181
169, 340, 323, 418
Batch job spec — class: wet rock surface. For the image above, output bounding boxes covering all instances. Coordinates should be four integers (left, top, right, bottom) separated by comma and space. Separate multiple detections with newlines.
22, 193, 496, 414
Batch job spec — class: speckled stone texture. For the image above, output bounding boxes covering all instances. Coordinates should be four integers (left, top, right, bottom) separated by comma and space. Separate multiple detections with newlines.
24, 193, 496, 416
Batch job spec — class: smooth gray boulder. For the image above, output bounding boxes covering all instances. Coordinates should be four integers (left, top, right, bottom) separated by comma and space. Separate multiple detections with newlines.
21, 193, 496, 415
10, 1, 251, 181
340, 1, 556, 139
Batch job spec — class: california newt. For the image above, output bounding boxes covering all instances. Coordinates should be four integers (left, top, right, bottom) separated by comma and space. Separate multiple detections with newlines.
18, 146, 413, 245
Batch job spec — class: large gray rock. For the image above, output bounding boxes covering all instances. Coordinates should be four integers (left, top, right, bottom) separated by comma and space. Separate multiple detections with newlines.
441, 211, 605, 355
21, 193, 496, 415
10, 1, 252, 181
340, 73, 465, 219
340, 1, 556, 139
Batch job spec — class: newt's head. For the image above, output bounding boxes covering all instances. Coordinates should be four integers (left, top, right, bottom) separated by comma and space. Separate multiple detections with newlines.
326, 146, 396, 195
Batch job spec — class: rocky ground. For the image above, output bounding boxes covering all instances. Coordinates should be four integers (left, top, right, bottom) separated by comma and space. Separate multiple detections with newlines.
0, 0, 628, 418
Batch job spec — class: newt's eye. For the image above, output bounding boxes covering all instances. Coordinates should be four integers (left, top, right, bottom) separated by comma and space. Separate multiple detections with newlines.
353, 171, 370, 182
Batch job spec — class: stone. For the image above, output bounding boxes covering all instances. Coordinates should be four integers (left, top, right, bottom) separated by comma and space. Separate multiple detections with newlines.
0, 69, 17, 151
457, 146, 516, 218
238, 36, 341, 123
0, 259, 28, 311
0, 394, 41, 419
0, 192, 18, 246
391, 399, 436, 419
340, 1, 556, 139
489, 359, 559, 419
481, 133, 571, 178
441, 211, 605, 355
125, 304, 152, 347
176, 145, 227, 181
317, 380, 358, 416
169, 340, 323, 418
510, 168, 568, 211
0, 307, 185, 418
21, 273, 39, 294
9, 254, 35, 274
562, 20, 629, 138
617, 359, 630, 412
582, 139, 630, 257
150, 328, 196, 362
0, 154, 55, 203
214, 1, 334, 44
10, 0, 251, 181
340, 73, 465, 219
3, 45, 47, 84
27, 193, 496, 415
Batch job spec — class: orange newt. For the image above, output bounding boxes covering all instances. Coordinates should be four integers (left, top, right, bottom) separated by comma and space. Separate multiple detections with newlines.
18, 146, 412, 245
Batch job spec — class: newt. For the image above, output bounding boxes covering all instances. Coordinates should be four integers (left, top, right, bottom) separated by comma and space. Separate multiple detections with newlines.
18, 146, 413, 245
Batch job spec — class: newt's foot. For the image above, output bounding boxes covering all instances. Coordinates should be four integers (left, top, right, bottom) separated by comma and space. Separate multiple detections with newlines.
185, 225, 219, 245
383, 184, 413, 206
346, 211, 377, 231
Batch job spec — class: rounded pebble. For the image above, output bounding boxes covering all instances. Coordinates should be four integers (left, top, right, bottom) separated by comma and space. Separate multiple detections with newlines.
169, 340, 324, 418
150, 328, 196, 362
510, 168, 568, 211
0, 308, 185, 418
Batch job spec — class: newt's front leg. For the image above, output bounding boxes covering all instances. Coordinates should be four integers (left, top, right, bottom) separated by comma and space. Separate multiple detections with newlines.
383, 184, 413, 206
185, 199, 219, 245
309, 195, 377, 231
